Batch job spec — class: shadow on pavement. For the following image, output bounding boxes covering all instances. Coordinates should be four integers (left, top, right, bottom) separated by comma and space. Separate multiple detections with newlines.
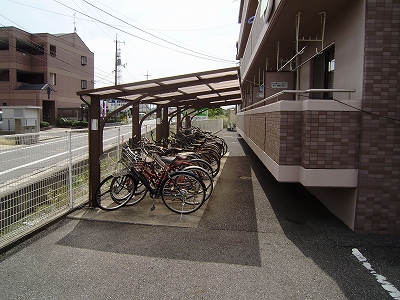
238, 137, 400, 300
57, 143, 261, 267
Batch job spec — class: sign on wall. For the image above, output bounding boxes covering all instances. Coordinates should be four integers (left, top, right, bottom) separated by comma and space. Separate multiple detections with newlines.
271, 82, 288, 89
192, 109, 208, 121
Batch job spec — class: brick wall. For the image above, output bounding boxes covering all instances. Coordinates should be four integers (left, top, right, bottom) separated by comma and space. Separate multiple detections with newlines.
356, 0, 400, 233
265, 112, 279, 163
248, 114, 266, 151
0, 27, 94, 123
302, 111, 360, 169
280, 111, 302, 165
242, 109, 360, 169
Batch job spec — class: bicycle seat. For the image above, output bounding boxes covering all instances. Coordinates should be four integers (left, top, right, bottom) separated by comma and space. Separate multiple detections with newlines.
160, 156, 175, 164
160, 155, 188, 165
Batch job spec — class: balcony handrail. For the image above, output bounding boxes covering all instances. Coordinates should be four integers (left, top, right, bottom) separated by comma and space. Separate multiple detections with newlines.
239, 90, 303, 112
239, 88, 356, 112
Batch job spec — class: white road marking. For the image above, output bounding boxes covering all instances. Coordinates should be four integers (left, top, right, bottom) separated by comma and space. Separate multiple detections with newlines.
352, 248, 400, 299
0, 145, 87, 176
0, 125, 144, 177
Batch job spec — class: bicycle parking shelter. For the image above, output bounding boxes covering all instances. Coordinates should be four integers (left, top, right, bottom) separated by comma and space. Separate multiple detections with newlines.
76, 67, 242, 207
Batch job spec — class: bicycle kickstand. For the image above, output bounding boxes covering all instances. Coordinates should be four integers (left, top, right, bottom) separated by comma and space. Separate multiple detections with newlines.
150, 194, 156, 211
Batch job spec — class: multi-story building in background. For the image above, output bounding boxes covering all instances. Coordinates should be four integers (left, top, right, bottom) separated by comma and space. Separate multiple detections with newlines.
0, 26, 94, 125
236, 0, 399, 234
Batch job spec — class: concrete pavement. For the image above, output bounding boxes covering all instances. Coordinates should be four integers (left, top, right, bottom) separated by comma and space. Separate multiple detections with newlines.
0, 129, 399, 299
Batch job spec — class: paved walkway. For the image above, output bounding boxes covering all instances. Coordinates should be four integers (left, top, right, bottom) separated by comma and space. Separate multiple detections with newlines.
1, 129, 399, 299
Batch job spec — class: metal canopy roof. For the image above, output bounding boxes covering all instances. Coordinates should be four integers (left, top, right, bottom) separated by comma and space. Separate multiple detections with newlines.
77, 66, 242, 108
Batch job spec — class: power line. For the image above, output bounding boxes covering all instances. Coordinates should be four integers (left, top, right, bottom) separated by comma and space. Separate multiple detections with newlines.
0, 26, 95, 80
73, 0, 116, 40
332, 98, 400, 123
82, 0, 236, 63
3, 1, 132, 84
4, 0, 238, 85
87, 0, 237, 32
53, 0, 237, 64
122, 43, 146, 80
0, 14, 115, 80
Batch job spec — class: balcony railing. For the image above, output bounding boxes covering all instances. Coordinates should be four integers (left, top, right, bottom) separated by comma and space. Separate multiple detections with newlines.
240, 3, 268, 79
236, 88, 361, 188
239, 89, 356, 112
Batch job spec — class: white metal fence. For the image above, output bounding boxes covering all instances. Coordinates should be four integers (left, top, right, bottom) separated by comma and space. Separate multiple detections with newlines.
0, 119, 218, 250
0, 126, 135, 250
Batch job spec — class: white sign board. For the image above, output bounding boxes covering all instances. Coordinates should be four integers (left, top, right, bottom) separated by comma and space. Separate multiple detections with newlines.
271, 82, 288, 89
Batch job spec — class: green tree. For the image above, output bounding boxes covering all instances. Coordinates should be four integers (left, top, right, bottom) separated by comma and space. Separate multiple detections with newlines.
208, 108, 223, 118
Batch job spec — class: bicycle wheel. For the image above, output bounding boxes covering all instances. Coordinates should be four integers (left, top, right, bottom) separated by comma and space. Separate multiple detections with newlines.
200, 143, 222, 157
212, 137, 228, 156
115, 173, 148, 206
199, 151, 220, 177
95, 175, 135, 210
187, 159, 213, 177
110, 174, 135, 202
161, 171, 206, 214
220, 139, 228, 156
183, 166, 213, 201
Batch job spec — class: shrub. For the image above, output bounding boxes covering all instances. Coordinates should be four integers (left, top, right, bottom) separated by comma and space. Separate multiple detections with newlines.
57, 118, 73, 127
72, 120, 88, 128
57, 118, 88, 128
40, 121, 50, 128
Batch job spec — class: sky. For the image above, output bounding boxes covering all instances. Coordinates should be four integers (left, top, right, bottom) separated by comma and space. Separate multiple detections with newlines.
1, 0, 241, 88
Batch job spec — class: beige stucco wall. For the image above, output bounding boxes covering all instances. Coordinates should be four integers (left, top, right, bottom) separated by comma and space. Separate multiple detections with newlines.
298, 0, 365, 100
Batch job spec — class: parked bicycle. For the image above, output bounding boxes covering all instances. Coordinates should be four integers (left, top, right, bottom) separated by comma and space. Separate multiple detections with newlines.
134, 135, 215, 178
95, 144, 207, 214
149, 128, 225, 177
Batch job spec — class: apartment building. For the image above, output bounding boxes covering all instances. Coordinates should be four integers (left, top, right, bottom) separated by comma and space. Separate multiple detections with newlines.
236, 0, 399, 233
0, 26, 94, 125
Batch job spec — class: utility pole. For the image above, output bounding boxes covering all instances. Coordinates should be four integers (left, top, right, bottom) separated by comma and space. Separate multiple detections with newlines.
144, 71, 151, 80
73, 14, 77, 46
114, 34, 126, 85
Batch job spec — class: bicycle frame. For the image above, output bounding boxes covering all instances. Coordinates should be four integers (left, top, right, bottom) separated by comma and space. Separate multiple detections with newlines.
129, 166, 166, 198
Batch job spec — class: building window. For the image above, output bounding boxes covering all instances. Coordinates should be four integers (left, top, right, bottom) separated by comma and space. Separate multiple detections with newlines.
50, 73, 56, 85
312, 46, 335, 99
0, 38, 9, 50
50, 45, 56, 57
81, 80, 87, 89
81, 56, 87, 66
0, 69, 10, 81
16, 40, 44, 55
17, 71, 44, 84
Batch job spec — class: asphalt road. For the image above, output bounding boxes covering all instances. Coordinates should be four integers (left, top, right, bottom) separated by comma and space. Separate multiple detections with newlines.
0, 122, 155, 184
0, 129, 399, 299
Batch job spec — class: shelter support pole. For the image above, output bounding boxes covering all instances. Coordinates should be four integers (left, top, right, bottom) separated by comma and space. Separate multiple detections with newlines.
185, 115, 191, 128
162, 106, 169, 139
178, 108, 188, 129
88, 96, 101, 207
156, 106, 162, 141
176, 107, 181, 133
131, 103, 140, 139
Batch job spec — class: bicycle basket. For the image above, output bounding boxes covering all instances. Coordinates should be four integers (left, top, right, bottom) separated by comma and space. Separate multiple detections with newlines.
120, 146, 145, 171
132, 159, 145, 172
113, 160, 130, 176
148, 151, 166, 169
